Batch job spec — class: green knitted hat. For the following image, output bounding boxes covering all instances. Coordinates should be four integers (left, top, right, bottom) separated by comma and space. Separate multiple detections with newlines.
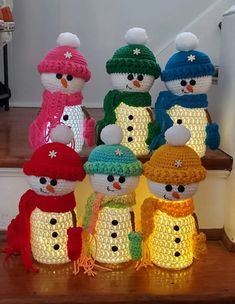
106, 28, 161, 79
85, 125, 142, 176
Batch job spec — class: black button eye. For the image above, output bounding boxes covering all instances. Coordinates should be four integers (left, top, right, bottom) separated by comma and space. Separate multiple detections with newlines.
177, 119, 182, 124
180, 80, 187, 86
40, 177, 46, 184
190, 79, 196, 86
56, 73, 63, 79
63, 114, 69, 121
178, 185, 185, 192
137, 74, 143, 81
107, 175, 114, 182
50, 179, 57, 186
165, 184, 172, 192
119, 176, 125, 183
127, 74, 134, 80
66, 75, 73, 81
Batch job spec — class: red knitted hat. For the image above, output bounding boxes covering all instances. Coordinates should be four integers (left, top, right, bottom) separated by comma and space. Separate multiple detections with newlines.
37, 32, 91, 81
23, 142, 86, 181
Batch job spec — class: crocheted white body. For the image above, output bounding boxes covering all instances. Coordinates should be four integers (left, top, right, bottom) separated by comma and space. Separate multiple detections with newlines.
166, 105, 207, 157
59, 105, 84, 153
93, 207, 132, 264
115, 102, 151, 156
149, 210, 196, 270
30, 208, 73, 264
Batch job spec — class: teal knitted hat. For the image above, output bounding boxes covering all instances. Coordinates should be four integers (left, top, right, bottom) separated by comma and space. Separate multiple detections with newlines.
85, 125, 142, 176
106, 28, 161, 79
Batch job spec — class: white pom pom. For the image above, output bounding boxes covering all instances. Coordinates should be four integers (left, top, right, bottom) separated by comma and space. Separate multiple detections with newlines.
57, 32, 80, 48
165, 125, 191, 146
175, 32, 199, 51
124, 27, 148, 45
100, 124, 123, 145
50, 125, 74, 145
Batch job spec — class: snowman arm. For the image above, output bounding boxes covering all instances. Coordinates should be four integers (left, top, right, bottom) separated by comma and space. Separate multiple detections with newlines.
205, 122, 220, 150
67, 227, 83, 261
82, 106, 96, 146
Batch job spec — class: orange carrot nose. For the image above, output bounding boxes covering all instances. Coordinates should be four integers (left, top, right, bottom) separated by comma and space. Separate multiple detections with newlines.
46, 184, 55, 193
172, 191, 180, 199
186, 84, 193, 92
113, 182, 121, 190
61, 78, 68, 88
133, 79, 141, 88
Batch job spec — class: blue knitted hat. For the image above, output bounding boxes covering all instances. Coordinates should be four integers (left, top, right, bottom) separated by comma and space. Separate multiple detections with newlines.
161, 32, 215, 82
85, 125, 142, 176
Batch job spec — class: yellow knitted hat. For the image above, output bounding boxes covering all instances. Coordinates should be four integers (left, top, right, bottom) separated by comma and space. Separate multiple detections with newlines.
144, 125, 206, 185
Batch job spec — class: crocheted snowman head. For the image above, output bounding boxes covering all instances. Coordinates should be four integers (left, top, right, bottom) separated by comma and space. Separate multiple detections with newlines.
144, 125, 206, 201
106, 27, 161, 93
162, 32, 215, 96
24, 126, 85, 196
38, 32, 91, 94
85, 124, 142, 196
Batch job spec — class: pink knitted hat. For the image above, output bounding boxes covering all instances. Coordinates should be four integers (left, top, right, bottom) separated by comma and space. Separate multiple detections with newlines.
37, 32, 91, 81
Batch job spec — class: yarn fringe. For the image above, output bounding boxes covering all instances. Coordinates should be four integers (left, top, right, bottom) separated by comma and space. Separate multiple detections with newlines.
135, 240, 153, 270
192, 232, 207, 259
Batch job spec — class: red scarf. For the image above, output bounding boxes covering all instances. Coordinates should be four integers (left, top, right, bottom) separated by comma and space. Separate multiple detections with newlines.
5, 190, 76, 272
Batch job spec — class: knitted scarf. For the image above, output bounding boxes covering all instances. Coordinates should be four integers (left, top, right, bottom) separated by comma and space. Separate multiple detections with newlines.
96, 90, 151, 144
5, 190, 76, 272
150, 91, 208, 150
29, 90, 83, 148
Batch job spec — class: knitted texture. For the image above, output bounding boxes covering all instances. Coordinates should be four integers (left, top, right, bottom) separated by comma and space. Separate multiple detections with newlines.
149, 210, 196, 269
24, 142, 86, 181
106, 44, 161, 78
30, 208, 74, 264
128, 231, 143, 260
91, 206, 133, 264
38, 46, 91, 81
161, 50, 215, 82
85, 143, 142, 176
96, 90, 156, 156
144, 144, 206, 185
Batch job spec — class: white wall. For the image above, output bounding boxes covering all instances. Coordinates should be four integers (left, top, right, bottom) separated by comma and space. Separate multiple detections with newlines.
3, 0, 234, 116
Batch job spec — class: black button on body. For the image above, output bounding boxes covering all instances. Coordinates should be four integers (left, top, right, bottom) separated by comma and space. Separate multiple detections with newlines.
111, 232, 117, 238
112, 220, 118, 226
177, 119, 182, 124
50, 218, 57, 225
127, 126, 133, 131
54, 244, 60, 250
174, 225, 179, 231
52, 232, 58, 238
175, 237, 181, 243
128, 137, 133, 142
175, 251, 180, 257
63, 114, 69, 121
128, 115, 133, 120
112, 246, 118, 252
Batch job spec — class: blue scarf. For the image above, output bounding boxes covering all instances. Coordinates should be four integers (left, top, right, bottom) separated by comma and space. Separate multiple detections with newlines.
150, 91, 208, 150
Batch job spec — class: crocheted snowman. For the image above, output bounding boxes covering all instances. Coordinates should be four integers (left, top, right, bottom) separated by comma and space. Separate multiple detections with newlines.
82, 125, 143, 268
140, 125, 207, 270
6, 127, 86, 271
97, 27, 161, 156
151, 32, 220, 157
29, 32, 95, 153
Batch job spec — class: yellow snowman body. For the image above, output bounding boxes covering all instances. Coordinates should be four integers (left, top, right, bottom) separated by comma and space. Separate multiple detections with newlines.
93, 206, 132, 264
30, 208, 74, 264
149, 209, 196, 270
115, 103, 152, 156
167, 105, 207, 157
